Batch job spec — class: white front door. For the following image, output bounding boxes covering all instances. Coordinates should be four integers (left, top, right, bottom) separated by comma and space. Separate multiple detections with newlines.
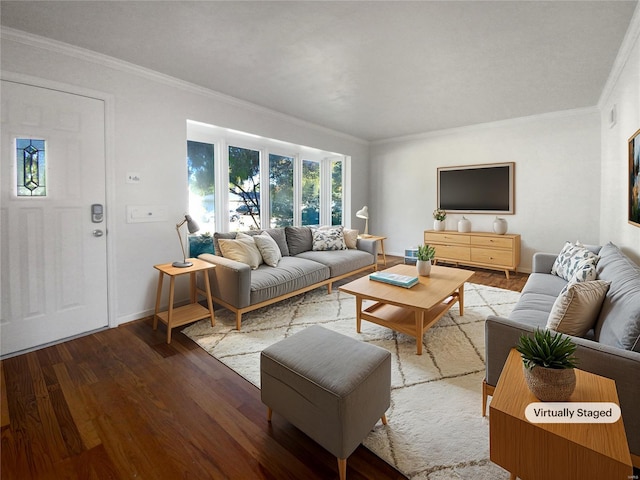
1, 80, 109, 356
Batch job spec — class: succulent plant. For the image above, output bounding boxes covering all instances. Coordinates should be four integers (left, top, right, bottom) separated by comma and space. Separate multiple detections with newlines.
417, 244, 436, 261
516, 329, 578, 370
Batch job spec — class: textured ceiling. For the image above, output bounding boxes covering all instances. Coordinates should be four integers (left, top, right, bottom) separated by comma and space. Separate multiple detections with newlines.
1, 1, 637, 141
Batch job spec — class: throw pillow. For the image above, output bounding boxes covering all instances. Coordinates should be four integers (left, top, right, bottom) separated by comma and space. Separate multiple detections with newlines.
218, 232, 263, 269
312, 226, 347, 251
551, 241, 599, 282
253, 231, 282, 267
569, 255, 599, 283
546, 280, 611, 336
317, 225, 358, 249
285, 226, 313, 255
343, 228, 359, 249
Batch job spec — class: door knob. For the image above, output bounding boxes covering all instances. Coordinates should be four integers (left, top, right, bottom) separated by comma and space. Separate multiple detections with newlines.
93, 229, 104, 237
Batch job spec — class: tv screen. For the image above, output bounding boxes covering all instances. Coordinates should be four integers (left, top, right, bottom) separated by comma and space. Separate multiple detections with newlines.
438, 162, 514, 214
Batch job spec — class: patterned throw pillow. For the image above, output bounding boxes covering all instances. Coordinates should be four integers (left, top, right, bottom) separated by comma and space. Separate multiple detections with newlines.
551, 242, 599, 283
312, 226, 347, 251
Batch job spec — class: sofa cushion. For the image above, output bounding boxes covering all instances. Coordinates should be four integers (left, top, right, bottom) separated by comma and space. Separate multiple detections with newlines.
521, 273, 567, 297
296, 249, 374, 277
551, 241, 599, 283
249, 256, 330, 305
253, 232, 282, 267
261, 228, 290, 256
312, 226, 347, 251
594, 242, 640, 352
547, 280, 610, 337
218, 232, 263, 269
285, 226, 313, 255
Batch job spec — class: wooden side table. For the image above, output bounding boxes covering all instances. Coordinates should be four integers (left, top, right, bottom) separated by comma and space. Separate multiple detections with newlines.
359, 234, 387, 266
489, 349, 632, 480
153, 258, 215, 344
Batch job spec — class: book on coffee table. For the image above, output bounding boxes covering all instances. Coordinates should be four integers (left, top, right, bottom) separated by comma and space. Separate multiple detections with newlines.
369, 271, 419, 288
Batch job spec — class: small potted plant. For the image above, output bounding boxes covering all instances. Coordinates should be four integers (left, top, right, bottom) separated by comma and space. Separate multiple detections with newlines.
516, 329, 578, 401
416, 244, 436, 276
433, 209, 446, 231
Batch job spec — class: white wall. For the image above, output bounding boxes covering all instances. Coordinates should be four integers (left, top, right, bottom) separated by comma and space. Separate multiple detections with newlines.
599, 9, 640, 264
369, 109, 602, 272
1, 31, 370, 324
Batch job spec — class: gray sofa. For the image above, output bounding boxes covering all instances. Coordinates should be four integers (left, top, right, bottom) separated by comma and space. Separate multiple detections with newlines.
484, 242, 640, 466
198, 226, 378, 330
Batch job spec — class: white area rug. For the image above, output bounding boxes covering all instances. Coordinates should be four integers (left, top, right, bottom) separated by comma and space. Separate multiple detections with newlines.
183, 282, 521, 479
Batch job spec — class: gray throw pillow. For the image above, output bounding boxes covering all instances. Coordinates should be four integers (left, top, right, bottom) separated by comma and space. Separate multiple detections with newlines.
285, 226, 313, 255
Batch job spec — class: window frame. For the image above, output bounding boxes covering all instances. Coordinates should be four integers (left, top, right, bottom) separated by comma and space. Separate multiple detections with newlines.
186, 120, 348, 232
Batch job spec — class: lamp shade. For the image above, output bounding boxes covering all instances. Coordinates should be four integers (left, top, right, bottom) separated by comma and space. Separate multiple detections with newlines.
356, 206, 370, 236
172, 214, 200, 268
356, 206, 369, 219
185, 214, 200, 234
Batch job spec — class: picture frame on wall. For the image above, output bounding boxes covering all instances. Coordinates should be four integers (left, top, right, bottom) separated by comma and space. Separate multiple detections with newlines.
630, 128, 640, 227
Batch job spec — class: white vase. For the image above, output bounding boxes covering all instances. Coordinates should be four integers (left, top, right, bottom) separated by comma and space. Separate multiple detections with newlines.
433, 219, 445, 231
493, 217, 508, 235
416, 259, 432, 276
458, 216, 471, 233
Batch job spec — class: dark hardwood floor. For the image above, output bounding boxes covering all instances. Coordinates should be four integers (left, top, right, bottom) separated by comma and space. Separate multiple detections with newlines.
1, 257, 526, 479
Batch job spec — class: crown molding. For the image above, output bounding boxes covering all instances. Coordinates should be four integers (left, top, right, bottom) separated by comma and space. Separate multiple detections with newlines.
598, 1, 640, 108
0, 27, 368, 146
371, 106, 600, 145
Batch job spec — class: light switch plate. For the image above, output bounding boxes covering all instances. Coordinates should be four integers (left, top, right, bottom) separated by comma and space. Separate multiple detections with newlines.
126, 205, 167, 223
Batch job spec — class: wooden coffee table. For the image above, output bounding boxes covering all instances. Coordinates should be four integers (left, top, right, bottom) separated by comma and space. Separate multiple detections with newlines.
339, 264, 474, 354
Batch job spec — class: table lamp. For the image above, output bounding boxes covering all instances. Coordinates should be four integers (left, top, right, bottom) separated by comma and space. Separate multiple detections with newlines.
172, 214, 200, 267
356, 206, 370, 236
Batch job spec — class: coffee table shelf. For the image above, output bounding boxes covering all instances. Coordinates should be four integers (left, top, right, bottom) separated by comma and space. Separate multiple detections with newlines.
361, 295, 456, 339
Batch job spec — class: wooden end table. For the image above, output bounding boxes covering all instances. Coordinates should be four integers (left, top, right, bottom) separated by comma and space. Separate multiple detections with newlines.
489, 349, 633, 480
153, 258, 215, 344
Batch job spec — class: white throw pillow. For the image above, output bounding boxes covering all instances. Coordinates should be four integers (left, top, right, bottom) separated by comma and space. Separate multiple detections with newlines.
551, 241, 599, 282
253, 231, 282, 267
343, 228, 358, 249
312, 226, 346, 251
546, 280, 611, 336
218, 232, 263, 269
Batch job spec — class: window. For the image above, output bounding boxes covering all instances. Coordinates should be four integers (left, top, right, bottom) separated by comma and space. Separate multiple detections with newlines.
331, 159, 343, 226
16, 138, 46, 197
186, 121, 348, 233
228, 145, 260, 231
302, 160, 320, 226
269, 153, 294, 227
187, 140, 215, 233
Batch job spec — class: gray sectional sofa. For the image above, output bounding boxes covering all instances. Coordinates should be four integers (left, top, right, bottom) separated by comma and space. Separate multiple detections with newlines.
484, 242, 640, 465
198, 226, 378, 330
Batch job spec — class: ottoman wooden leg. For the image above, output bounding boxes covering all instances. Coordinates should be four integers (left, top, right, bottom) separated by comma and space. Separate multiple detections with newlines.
267, 407, 273, 422
338, 458, 346, 480
381, 414, 388, 425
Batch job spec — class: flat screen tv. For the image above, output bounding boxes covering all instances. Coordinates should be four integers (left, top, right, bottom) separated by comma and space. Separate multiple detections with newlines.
437, 162, 515, 214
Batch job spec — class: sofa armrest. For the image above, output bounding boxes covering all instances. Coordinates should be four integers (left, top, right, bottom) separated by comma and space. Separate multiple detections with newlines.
356, 238, 378, 258
486, 314, 640, 457
532, 252, 557, 273
198, 253, 251, 309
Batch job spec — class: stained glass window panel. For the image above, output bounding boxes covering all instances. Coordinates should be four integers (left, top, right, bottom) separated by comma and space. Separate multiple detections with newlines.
16, 138, 46, 196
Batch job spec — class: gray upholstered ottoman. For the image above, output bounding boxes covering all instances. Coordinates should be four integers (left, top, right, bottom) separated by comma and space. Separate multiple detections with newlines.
260, 325, 391, 480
